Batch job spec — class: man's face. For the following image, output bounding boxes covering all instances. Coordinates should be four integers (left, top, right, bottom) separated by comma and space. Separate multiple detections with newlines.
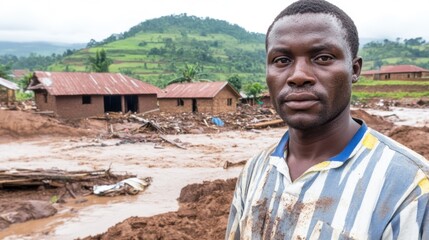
266, 13, 361, 130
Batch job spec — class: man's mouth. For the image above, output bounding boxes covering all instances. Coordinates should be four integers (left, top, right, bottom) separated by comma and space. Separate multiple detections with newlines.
283, 93, 319, 110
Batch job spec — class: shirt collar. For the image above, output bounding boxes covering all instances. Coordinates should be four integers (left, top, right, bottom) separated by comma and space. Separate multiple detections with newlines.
271, 119, 368, 162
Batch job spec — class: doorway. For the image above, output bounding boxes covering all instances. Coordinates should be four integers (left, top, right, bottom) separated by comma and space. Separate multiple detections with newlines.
125, 95, 138, 113
192, 99, 198, 112
104, 95, 122, 112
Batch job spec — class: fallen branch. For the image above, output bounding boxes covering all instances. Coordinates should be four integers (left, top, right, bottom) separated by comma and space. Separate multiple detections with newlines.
159, 135, 187, 149
246, 119, 284, 129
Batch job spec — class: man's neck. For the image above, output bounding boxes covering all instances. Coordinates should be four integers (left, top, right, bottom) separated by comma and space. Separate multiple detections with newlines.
286, 110, 360, 181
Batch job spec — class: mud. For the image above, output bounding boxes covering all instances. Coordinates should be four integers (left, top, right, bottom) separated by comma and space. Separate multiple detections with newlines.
82, 179, 237, 240
0, 106, 428, 239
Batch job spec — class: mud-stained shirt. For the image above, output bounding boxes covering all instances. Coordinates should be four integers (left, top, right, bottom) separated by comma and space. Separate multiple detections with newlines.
225, 122, 429, 240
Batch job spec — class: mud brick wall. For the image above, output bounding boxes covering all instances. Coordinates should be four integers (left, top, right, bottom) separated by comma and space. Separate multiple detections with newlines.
55, 95, 104, 119
158, 98, 217, 113
375, 72, 429, 80
34, 91, 56, 112
158, 88, 238, 114
0, 88, 6, 102
159, 98, 193, 113
138, 94, 158, 113
211, 88, 237, 114
196, 99, 213, 113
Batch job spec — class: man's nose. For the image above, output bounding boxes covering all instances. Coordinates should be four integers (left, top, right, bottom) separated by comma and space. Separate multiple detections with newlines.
286, 58, 316, 87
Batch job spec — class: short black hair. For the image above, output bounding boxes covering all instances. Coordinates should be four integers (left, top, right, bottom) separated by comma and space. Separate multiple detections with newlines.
266, 0, 359, 58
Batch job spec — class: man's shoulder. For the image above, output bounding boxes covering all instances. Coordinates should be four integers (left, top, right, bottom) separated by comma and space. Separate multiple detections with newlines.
368, 127, 429, 177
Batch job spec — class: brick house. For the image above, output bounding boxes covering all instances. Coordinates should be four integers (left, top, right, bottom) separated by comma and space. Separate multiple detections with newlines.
0, 77, 19, 105
27, 71, 162, 119
158, 82, 241, 114
361, 65, 429, 80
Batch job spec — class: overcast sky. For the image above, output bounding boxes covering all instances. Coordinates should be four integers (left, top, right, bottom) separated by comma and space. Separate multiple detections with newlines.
1, 0, 428, 44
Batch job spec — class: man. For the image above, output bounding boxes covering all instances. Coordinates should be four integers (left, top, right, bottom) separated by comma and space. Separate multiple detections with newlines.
225, 0, 429, 239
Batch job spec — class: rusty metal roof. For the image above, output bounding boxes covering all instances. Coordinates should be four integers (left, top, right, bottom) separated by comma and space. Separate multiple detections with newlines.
158, 81, 240, 99
362, 65, 429, 75
28, 71, 162, 96
11, 69, 30, 79
0, 77, 19, 90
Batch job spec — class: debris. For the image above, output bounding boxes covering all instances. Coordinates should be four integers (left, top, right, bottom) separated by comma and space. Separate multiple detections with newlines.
130, 114, 163, 133
0, 168, 135, 188
93, 177, 152, 196
211, 117, 224, 127
159, 135, 187, 149
246, 119, 284, 129
223, 160, 247, 169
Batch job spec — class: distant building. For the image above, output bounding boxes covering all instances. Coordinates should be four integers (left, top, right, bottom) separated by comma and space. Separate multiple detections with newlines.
158, 82, 241, 114
11, 69, 30, 80
0, 77, 19, 105
361, 65, 429, 80
240, 91, 272, 107
27, 71, 162, 119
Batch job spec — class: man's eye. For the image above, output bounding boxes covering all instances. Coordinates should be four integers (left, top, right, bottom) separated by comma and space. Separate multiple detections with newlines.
273, 57, 291, 65
314, 55, 334, 62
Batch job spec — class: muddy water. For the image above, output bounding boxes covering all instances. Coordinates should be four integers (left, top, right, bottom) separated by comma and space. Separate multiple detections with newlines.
1, 168, 241, 239
364, 107, 429, 127
0, 128, 286, 239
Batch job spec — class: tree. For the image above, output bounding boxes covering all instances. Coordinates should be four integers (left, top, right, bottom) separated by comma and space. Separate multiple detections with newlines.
0, 63, 11, 79
227, 75, 242, 92
88, 49, 112, 72
167, 63, 208, 85
244, 82, 264, 102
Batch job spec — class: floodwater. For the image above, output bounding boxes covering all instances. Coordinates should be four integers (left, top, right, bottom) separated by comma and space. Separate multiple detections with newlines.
2, 107, 426, 239
1, 168, 241, 239
0, 128, 286, 239
364, 107, 429, 127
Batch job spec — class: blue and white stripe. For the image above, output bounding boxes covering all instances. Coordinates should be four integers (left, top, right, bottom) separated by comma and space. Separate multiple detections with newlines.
226, 122, 429, 240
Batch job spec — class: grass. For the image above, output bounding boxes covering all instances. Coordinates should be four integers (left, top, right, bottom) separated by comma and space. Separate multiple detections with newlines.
352, 91, 429, 99
355, 79, 429, 86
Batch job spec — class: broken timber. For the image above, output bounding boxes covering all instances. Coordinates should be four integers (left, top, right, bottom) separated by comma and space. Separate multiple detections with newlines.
246, 119, 285, 129
0, 168, 135, 188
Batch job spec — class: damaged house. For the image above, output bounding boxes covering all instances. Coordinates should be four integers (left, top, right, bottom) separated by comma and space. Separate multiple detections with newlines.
0, 77, 19, 106
27, 71, 162, 119
158, 81, 241, 114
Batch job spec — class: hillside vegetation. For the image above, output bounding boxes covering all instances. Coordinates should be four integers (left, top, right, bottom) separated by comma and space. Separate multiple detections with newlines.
48, 14, 266, 87
2, 14, 428, 93
361, 38, 429, 71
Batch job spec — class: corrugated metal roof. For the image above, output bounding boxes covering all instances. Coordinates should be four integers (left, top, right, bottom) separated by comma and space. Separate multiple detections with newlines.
11, 69, 30, 79
158, 81, 240, 99
28, 71, 162, 96
0, 77, 19, 90
362, 65, 429, 75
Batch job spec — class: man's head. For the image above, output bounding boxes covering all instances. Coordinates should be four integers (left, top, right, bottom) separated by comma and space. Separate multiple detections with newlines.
266, 0, 359, 59
265, 0, 362, 130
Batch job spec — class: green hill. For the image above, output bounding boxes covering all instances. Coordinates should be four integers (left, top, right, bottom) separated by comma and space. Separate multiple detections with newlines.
360, 38, 429, 71
0, 41, 85, 57
45, 15, 429, 89
48, 14, 266, 87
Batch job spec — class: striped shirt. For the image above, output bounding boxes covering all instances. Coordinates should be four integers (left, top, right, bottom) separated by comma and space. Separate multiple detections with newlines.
226, 121, 429, 240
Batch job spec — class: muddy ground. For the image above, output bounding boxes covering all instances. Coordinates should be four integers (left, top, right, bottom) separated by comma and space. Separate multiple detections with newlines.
0, 103, 428, 239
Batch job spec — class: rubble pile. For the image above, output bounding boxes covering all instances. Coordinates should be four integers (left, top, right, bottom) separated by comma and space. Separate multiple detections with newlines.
102, 104, 284, 136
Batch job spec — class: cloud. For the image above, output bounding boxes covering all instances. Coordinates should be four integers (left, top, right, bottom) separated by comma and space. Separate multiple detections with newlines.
0, 0, 428, 43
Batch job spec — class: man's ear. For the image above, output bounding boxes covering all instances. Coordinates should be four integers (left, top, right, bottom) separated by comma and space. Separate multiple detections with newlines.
352, 57, 362, 83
